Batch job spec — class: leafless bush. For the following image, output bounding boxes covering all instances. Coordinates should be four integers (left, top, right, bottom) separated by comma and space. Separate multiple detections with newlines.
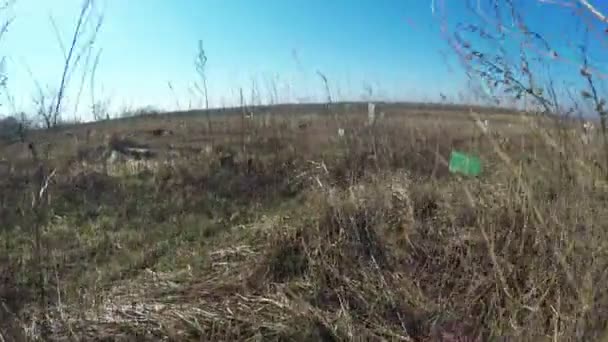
120, 105, 160, 118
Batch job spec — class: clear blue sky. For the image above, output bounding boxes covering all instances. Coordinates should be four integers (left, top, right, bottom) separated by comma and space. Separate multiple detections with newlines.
2, 0, 608, 120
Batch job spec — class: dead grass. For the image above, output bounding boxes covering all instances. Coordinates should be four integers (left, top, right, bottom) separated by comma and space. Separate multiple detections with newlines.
1, 103, 607, 341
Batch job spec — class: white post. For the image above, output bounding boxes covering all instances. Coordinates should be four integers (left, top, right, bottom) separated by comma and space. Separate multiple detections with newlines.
367, 102, 376, 126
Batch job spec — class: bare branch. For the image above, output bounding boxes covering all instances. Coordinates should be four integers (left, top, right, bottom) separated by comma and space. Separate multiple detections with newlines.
49, 14, 68, 61
90, 48, 107, 121
167, 81, 181, 110
316, 70, 332, 104
195, 40, 209, 110
53, 0, 90, 120
72, 42, 95, 117
0, 0, 15, 107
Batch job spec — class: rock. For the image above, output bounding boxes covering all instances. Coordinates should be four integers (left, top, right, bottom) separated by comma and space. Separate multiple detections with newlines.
108, 135, 155, 159
151, 128, 173, 137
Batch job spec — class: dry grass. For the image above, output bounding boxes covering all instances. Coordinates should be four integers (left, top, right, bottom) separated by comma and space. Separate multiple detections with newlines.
1, 103, 606, 341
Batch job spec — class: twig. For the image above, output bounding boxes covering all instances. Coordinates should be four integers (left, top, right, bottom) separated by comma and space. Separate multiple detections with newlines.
195, 40, 213, 136
167, 81, 181, 110
38, 168, 57, 201
579, 0, 608, 23
49, 14, 68, 61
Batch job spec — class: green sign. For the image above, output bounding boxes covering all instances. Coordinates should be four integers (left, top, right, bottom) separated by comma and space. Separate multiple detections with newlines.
449, 150, 482, 177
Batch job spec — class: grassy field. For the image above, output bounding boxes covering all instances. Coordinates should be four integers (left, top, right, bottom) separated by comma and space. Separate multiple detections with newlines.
1, 102, 607, 341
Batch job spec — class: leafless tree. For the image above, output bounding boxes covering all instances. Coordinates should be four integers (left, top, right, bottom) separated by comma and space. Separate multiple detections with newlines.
38, 0, 103, 128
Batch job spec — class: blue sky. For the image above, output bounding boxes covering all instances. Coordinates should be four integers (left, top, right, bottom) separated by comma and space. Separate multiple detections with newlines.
2, 0, 608, 120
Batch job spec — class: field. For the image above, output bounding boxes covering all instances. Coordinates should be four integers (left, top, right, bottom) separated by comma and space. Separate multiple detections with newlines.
1, 102, 608, 341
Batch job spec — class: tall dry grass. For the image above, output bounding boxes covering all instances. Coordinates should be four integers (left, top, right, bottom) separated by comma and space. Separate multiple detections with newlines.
2, 105, 608, 340
3, 0, 608, 340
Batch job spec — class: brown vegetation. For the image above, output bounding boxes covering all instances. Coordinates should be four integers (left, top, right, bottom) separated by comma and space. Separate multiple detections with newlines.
1, 103, 606, 341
